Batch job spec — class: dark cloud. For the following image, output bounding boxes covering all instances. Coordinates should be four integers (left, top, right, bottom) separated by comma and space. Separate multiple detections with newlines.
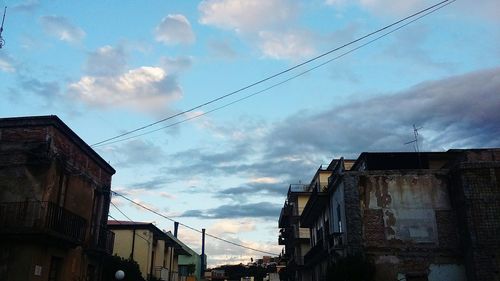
19, 77, 60, 99
217, 182, 287, 199
130, 175, 176, 190
164, 67, 500, 184
267, 67, 500, 155
180, 202, 281, 220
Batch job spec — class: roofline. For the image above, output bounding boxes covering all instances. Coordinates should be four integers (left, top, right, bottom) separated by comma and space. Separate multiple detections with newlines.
165, 231, 199, 257
0, 115, 115, 174
107, 220, 167, 238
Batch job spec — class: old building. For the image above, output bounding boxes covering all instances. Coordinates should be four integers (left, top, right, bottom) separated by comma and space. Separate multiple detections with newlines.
299, 149, 500, 281
279, 165, 334, 281
278, 184, 311, 281
108, 220, 191, 281
0, 115, 116, 281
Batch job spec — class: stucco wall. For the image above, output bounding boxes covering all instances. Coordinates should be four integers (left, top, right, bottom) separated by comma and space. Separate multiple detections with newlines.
358, 172, 465, 281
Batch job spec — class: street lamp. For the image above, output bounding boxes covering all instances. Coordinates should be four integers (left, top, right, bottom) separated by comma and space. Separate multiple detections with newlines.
115, 270, 125, 280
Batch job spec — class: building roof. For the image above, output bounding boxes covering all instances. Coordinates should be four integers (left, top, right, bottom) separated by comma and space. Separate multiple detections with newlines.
351, 151, 456, 171
107, 220, 167, 239
0, 115, 115, 174
108, 220, 195, 256
165, 231, 196, 257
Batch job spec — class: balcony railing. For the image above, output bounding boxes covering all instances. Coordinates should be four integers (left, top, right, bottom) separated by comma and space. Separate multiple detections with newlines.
90, 226, 115, 254
289, 184, 309, 193
0, 201, 86, 243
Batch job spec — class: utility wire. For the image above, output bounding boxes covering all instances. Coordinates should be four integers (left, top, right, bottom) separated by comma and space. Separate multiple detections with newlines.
112, 191, 280, 256
109, 202, 151, 243
91, 0, 453, 147
93, 0, 454, 148
103, 0, 454, 255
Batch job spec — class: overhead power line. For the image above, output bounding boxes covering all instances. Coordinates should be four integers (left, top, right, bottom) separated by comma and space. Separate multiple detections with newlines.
112, 191, 280, 256
108, 201, 150, 243
91, 0, 454, 147
92, 0, 455, 148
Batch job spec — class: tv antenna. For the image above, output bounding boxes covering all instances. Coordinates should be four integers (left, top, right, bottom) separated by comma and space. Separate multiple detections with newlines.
404, 124, 423, 152
0, 6, 6, 49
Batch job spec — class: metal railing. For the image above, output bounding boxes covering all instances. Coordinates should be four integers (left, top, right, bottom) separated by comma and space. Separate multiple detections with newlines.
0, 201, 86, 243
90, 226, 115, 254
289, 184, 310, 193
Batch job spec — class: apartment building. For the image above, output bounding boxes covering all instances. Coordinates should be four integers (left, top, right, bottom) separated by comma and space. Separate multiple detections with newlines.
299, 149, 500, 281
0, 115, 116, 281
108, 220, 190, 281
278, 164, 334, 281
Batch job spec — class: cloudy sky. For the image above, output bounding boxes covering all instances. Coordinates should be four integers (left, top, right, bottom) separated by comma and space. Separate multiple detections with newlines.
1, 0, 499, 266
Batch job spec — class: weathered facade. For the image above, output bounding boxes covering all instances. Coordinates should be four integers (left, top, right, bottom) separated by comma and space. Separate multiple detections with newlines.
298, 149, 500, 281
0, 115, 116, 281
108, 220, 191, 281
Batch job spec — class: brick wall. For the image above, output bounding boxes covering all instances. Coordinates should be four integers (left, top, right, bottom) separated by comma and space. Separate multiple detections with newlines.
343, 173, 363, 255
451, 162, 500, 281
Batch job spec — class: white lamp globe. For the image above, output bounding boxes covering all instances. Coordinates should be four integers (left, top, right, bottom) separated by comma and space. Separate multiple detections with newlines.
115, 270, 125, 280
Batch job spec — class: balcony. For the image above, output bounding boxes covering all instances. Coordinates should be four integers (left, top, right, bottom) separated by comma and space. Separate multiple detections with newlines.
90, 226, 115, 254
278, 203, 293, 228
304, 238, 328, 266
0, 201, 87, 244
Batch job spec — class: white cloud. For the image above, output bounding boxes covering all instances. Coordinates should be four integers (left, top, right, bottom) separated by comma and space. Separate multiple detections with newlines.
199, 0, 297, 33
155, 14, 195, 45
160, 56, 193, 74
0, 54, 15, 73
40, 15, 86, 43
258, 30, 315, 61
208, 220, 256, 236
69, 66, 182, 113
85, 45, 127, 76
199, 0, 316, 61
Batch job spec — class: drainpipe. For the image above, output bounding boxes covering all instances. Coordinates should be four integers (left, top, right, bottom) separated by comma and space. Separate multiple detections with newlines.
131, 228, 136, 260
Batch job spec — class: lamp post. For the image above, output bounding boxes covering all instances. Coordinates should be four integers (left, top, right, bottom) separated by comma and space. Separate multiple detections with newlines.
115, 270, 125, 280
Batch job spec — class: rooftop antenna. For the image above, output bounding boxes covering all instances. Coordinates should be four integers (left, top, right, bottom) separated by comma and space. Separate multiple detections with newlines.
404, 124, 423, 152
0, 6, 6, 49
405, 124, 423, 168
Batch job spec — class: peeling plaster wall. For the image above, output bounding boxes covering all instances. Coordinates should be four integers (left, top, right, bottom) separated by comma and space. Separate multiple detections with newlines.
361, 173, 450, 244
359, 172, 465, 281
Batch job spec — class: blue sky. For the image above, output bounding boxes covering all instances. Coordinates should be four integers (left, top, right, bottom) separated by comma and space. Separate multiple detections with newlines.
1, 0, 499, 266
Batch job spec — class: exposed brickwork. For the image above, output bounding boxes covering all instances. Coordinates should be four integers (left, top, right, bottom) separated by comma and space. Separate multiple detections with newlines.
450, 158, 500, 281
343, 174, 363, 255
363, 209, 385, 247
435, 210, 459, 249
0, 127, 48, 142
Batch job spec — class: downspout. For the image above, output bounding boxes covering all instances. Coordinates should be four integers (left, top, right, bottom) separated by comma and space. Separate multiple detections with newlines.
131, 228, 136, 260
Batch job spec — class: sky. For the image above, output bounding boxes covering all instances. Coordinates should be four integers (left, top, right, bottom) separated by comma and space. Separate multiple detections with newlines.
1, 0, 499, 267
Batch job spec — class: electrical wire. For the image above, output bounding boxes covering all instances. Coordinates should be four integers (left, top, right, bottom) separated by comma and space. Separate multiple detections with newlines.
90, 0, 453, 147
112, 191, 280, 256
109, 202, 152, 243
92, 0, 454, 148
